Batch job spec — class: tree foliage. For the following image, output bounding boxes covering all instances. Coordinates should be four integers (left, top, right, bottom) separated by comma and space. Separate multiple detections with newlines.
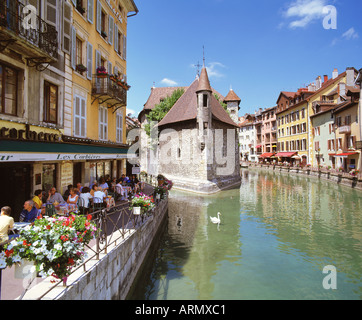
144, 88, 184, 136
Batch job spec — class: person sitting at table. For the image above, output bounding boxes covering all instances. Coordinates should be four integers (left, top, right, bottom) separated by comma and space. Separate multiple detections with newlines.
79, 187, 93, 214
67, 188, 79, 205
47, 187, 66, 204
131, 175, 140, 194
32, 189, 45, 215
99, 178, 109, 193
90, 183, 98, 197
93, 186, 106, 208
115, 179, 128, 201
63, 184, 73, 201
76, 182, 83, 193
0, 206, 14, 242
19, 200, 38, 223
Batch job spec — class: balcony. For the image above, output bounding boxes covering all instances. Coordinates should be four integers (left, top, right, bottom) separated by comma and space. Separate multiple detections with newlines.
0, 1, 58, 68
339, 126, 351, 134
91, 74, 129, 112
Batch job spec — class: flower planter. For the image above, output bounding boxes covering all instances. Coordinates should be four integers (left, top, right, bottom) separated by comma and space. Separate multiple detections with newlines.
133, 207, 141, 215
14, 259, 36, 280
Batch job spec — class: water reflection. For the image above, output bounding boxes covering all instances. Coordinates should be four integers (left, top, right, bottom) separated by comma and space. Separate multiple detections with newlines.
130, 169, 362, 300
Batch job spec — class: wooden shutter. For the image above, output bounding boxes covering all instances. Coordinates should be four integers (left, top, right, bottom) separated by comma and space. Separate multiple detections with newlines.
86, 42, 93, 80
96, 0, 101, 34
88, 0, 94, 24
114, 25, 118, 53
108, 61, 112, 75
123, 35, 127, 60
95, 50, 101, 70
63, 1, 72, 54
81, 98, 86, 137
45, 0, 57, 28
108, 16, 114, 45
71, 26, 76, 70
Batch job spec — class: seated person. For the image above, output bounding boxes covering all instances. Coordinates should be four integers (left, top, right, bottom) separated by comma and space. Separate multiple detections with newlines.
63, 184, 73, 201
0, 206, 14, 242
47, 187, 66, 204
93, 187, 106, 208
79, 187, 93, 214
19, 200, 38, 223
99, 178, 109, 193
115, 179, 128, 201
67, 188, 79, 205
90, 183, 98, 197
32, 189, 45, 215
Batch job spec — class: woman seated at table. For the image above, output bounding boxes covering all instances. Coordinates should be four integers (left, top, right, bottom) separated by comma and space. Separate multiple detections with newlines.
79, 187, 93, 214
67, 188, 79, 205
93, 187, 107, 209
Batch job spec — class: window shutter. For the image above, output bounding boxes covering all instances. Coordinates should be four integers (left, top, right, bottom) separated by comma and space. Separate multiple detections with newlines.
71, 26, 76, 70
63, 1, 72, 54
114, 25, 118, 53
86, 42, 93, 80
45, 0, 57, 28
108, 16, 114, 46
95, 50, 101, 70
96, 0, 101, 34
123, 35, 127, 60
352, 136, 356, 148
114, 66, 118, 77
88, 0, 94, 24
74, 96, 80, 136
81, 98, 86, 137
108, 61, 112, 75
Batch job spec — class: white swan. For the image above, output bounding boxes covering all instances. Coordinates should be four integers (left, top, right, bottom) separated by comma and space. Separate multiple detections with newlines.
210, 212, 221, 224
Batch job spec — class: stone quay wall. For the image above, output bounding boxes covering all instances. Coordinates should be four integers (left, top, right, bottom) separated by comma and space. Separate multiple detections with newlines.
23, 199, 168, 300
248, 164, 362, 191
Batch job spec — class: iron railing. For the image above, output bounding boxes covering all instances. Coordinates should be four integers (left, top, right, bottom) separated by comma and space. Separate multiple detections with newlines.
0, 0, 58, 60
91, 75, 127, 107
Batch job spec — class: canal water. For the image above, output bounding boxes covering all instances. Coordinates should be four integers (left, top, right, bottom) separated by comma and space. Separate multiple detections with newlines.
129, 169, 362, 300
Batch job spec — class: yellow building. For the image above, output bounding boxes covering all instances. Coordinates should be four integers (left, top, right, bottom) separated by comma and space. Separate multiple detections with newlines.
307, 68, 358, 166
67, 0, 138, 187
276, 90, 312, 166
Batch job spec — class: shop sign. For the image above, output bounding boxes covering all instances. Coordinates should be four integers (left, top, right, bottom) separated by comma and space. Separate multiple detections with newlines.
0, 152, 136, 162
0, 124, 61, 143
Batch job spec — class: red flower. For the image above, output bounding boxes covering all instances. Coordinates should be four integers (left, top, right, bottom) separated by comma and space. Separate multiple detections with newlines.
68, 258, 74, 265
5, 249, 13, 257
46, 225, 51, 230
87, 214, 92, 221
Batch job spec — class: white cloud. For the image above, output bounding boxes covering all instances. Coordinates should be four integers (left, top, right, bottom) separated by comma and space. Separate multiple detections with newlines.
342, 27, 359, 40
206, 62, 226, 79
160, 78, 178, 86
283, 0, 328, 28
126, 108, 137, 116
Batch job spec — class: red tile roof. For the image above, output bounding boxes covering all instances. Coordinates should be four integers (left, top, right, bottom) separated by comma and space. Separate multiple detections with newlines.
224, 89, 241, 102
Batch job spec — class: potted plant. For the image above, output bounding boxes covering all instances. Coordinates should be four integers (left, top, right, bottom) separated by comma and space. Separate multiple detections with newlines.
76, 64, 87, 75
129, 193, 155, 216
96, 66, 108, 77
0, 214, 98, 286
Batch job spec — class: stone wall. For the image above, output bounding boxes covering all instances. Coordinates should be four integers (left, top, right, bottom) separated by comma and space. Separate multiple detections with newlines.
22, 199, 168, 300
250, 165, 362, 191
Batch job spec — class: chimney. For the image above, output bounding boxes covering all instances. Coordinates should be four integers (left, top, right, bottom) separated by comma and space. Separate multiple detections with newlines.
332, 68, 338, 79
324, 75, 328, 83
346, 67, 355, 86
338, 82, 346, 97
316, 76, 322, 90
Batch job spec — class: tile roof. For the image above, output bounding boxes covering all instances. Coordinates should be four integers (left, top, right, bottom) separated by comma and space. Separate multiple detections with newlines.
224, 89, 241, 102
158, 76, 238, 128
143, 86, 188, 111
196, 67, 212, 92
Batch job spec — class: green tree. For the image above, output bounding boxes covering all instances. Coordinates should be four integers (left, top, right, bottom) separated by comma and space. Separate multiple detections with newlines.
144, 88, 184, 136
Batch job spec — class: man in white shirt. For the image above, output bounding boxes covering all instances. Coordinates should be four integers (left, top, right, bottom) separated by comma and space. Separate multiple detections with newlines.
93, 187, 106, 208
0, 206, 14, 242
115, 179, 128, 201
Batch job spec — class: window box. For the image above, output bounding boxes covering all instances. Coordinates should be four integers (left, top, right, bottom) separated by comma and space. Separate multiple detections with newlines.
76, 64, 87, 75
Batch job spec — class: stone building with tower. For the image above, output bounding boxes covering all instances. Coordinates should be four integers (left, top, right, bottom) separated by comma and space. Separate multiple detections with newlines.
138, 67, 241, 194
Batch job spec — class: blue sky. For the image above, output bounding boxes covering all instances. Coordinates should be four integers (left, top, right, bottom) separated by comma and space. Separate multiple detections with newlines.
126, 0, 362, 117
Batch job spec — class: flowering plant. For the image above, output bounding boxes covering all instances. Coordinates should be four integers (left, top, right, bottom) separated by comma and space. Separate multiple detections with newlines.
154, 185, 168, 199
96, 66, 107, 75
349, 169, 359, 176
0, 214, 98, 284
129, 193, 155, 214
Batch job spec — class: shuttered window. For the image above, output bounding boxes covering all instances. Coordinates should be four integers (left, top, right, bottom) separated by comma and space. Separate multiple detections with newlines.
86, 42, 93, 80
88, 0, 94, 23
74, 95, 86, 137
108, 16, 114, 45
63, 1, 72, 54
96, 0, 101, 34
46, 0, 57, 28
99, 106, 108, 141
116, 112, 123, 143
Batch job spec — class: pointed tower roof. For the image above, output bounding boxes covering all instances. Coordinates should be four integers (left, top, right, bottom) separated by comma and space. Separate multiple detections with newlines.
224, 89, 241, 103
196, 67, 212, 93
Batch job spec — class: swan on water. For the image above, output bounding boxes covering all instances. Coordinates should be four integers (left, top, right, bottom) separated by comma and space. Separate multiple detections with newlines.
210, 212, 221, 224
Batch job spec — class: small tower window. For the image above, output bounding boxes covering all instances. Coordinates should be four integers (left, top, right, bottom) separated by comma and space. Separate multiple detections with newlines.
203, 94, 208, 107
